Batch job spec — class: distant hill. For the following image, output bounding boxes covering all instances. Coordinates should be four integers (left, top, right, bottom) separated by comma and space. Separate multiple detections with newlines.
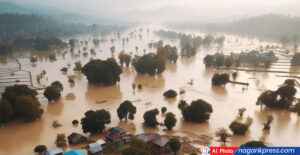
168, 14, 300, 44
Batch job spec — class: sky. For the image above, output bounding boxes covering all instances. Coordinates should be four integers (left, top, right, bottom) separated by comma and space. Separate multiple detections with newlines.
8, 0, 300, 21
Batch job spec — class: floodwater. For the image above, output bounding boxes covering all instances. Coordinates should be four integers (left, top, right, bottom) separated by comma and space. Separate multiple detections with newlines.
0, 24, 300, 155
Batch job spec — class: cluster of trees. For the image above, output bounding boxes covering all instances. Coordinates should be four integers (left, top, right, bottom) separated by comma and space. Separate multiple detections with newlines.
157, 45, 178, 63
81, 109, 111, 133
143, 108, 159, 127
43, 81, 63, 103
122, 136, 151, 155
204, 54, 239, 69
1, 37, 66, 54
117, 100, 136, 122
211, 73, 230, 86
256, 79, 297, 109
118, 52, 132, 67
0, 85, 43, 123
178, 99, 213, 123
164, 112, 177, 130
132, 53, 166, 75
82, 58, 122, 85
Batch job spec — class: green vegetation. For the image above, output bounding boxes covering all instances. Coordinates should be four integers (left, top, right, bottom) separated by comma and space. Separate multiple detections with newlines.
212, 73, 229, 86
157, 45, 178, 63
168, 138, 181, 153
164, 112, 177, 130
256, 79, 297, 109
238, 108, 246, 117
203, 55, 215, 67
163, 89, 177, 98
132, 53, 166, 75
72, 120, 79, 125
51, 81, 63, 92
263, 115, 274, 130
122, 136, 151, 155
161, 107, 167, 113
43, 86, 61, 103
73, 61, 83, 72
81, 109, 111, 133
215, 128, 231, 144
143, 108, 159, 127
117, 100, 137, 122
181, 99, 213, 123
0, 85, 43, 123
229, 117, 253, 135
82, 58, 122, 85
240, 140, 267, 147
55, 134, 67, 147
34, 145, 47, 154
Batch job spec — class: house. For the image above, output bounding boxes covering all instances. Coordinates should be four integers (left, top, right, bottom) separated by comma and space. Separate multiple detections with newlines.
137, 133, 171, 153
64, 150, 86, 155
67, 132, 88, 145
45, 147, 64, 155
96, 139, 107, 149
87, 142, 103, 155
105, 126, 127, 142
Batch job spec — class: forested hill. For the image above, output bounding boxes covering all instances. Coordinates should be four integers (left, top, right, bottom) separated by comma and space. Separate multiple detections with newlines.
168, 14, 300, 44
0, 13, 126, 42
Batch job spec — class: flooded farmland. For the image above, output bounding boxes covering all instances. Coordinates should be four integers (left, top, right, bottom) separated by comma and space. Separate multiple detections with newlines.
0, 24, 300, 155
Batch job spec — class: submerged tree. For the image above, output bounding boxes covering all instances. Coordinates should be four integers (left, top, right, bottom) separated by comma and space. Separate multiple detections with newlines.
82, 58, 122, 85
143, 108, 159, 127
263, 115, 274, 130
291, 53, 300, 66
240, 141, 267, 147
44, 86, 61, 103
51, 81, 63, 92
238, 108, 246, 117
203, 55, 215, 67
118, 52, 132, 67
215, 128, 231, 144
132, 53, 166, 75
168, 138, 181, 153
164, 112, 177, 130
212, 73, 229, 86
81, 109, 111, 133
117, 100, 136, 122
0, 100, 15, 124
163, 89, 177, 98
182, 99, 213, 123
229, 117, 253, 135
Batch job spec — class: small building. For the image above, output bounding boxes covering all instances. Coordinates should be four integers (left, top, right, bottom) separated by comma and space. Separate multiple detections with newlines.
137, 133, 171, 153
96, 139, 107, 149
67, 132, 88, 145
64, 150, 86, 155
87, 142, 103, 155
45, 147, 64, 155
105, 126, 127, 142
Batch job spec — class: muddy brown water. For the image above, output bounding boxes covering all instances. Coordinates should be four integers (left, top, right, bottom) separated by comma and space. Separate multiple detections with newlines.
0, 25, 300, 155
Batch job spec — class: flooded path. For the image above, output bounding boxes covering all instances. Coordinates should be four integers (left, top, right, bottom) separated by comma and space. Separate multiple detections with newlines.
0, 24, 300, 155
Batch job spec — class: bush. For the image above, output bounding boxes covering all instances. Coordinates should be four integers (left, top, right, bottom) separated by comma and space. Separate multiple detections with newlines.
229, 117, 253, 135
82, 58, 122, 85
161, 107, 167, 113
60, 67, 68, 72
34, 145, 47, 154
143, 108, 159, 127
164, 112, 177, 130
212, 73, 229, 85
72, 120, 79, 125
240, 140, 267, 147
291, 53, 300, 66
182, 99, 213, 123
117, 100, 136, 121
43, 86, 61, 103
163, 89, 177, 98
48, 54, 56, 61
55, 134, 67, 147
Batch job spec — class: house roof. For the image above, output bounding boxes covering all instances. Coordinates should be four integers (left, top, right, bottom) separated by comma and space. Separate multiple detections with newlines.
45, 147, 64, 155
88, 142, 103, 153
108, 126, 126, 134
137, 134, 148, 142
64, 150, 85, 155
151, 135, 170, 147
67, 132, 87, 144
96, 139, 106, 145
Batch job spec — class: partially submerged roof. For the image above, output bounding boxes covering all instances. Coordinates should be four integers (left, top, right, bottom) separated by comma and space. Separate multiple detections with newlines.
67, 132, 87, 144
151, 135, 170, 147
45, 147, 64, 155
96, 139, 106, 145
88, 142, 103, 153
108, 126, 126, 134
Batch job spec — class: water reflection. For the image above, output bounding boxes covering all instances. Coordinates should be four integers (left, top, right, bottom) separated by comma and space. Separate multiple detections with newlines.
85, 84, 122, 103
133, 74, 165, 92
211, 86, 228, 96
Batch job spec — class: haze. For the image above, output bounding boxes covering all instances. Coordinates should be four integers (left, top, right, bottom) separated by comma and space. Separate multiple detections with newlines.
6, 0, 300, 22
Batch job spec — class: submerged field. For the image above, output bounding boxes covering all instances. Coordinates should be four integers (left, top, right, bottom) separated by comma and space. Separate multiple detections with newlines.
0, 24, 300, 155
